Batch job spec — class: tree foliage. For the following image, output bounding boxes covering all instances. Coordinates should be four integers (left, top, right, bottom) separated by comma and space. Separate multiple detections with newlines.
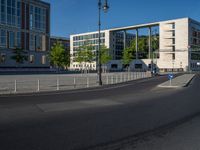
100, 45, 112, 65
122, 35, 159, 65
75, 44, 95, 64
11, 47, 28, 65
50, 42, 70, 69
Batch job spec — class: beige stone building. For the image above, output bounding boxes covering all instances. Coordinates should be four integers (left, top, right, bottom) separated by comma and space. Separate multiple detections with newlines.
70, 18, 200, 72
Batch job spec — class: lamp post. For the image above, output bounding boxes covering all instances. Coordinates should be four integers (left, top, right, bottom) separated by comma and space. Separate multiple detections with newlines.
97, 0, 109, 86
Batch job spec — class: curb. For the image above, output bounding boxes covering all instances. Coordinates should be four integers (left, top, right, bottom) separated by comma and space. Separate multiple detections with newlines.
158, 74, 195, 88
184, 74, 196, 87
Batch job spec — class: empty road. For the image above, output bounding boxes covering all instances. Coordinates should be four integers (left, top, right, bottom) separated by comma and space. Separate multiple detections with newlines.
0, 74, 199, 150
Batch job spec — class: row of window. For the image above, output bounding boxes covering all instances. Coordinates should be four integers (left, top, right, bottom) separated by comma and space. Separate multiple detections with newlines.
0, 28, 47, 51
191, 63, 200, 68
73, 39, 105, 47
30, 34, 46, 51
0, 0, 21, 27
73, 33, 105, 41
73, 45, 99, 52
30, 5, 46, 31
192, 38, 200, 46
114, 32, 134, 39
0, 53, 47, 65
192, 27, 200, 39
72, 64, 96, 68
0, 29, 21, 48
0, 0, 47, 31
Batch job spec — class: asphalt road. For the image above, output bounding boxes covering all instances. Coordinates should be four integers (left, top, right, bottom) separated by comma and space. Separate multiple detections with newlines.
0, 74, 199, 150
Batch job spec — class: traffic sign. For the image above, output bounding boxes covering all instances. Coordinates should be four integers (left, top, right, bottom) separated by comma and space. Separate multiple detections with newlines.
168, 74, 174, 80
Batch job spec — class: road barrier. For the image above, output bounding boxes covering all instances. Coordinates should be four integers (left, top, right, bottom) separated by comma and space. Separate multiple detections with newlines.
0, 72, 151, 95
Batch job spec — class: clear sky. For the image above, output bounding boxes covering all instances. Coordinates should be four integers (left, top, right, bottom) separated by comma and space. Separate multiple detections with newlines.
43, 0, 200, 38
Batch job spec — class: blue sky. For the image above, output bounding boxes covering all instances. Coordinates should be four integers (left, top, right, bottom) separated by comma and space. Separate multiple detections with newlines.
43, 0, 200, 38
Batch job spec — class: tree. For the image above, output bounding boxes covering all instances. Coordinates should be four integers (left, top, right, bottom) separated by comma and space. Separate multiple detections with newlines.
75, 44, 95, 70
11, 47, 28, 67
122, 47, 134, 65
122, 35, 160, 65
100, 45, 112, 65
50, 42, 70, 70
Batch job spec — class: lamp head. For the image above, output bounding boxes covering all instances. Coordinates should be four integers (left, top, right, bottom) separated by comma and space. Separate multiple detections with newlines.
103, 0, 109, 13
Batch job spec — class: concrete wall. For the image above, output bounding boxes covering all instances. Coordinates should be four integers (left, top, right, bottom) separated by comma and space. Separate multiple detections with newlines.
158, 18, 189, 71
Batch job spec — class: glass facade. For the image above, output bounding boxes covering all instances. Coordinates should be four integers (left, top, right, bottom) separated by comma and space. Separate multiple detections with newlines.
0, 29, 6, 47
73, 33, 105, 49
9, 31, 15, 48
30, 4, 46, 31
0, 0, 50, 67
0, 0, 21, 27
0, 0, 6, 24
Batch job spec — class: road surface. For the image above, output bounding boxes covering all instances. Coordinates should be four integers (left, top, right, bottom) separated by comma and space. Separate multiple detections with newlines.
0, 74, 199, 150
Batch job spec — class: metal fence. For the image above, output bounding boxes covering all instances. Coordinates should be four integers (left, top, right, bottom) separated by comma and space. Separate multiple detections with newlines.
0, 72, 151, 95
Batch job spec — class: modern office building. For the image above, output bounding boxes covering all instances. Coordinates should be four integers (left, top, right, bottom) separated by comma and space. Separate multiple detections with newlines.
0, 0, 50, 68
70, 18, 200, 72
70, 30, 134, 70
50, 36, 70, 52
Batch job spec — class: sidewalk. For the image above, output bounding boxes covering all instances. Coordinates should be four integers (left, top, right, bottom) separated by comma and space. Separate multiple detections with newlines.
158, 74, 195, 88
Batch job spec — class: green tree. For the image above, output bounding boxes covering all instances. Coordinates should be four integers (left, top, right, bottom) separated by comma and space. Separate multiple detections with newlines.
122, 47, 134, 65
122, 36, 159, 65
11, 47, 28, 67
100, 45, 112, 65
50, 42, 70, 70
75, 45, 94, 64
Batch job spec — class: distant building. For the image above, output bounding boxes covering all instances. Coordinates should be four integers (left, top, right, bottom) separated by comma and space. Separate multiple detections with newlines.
70, 31, 134, 71
50, 36, 70, 52
0, 0, 50, 68
70, 18, 200, 72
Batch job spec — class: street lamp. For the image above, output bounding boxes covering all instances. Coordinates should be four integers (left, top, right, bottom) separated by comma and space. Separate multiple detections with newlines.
97, 0, 109, 86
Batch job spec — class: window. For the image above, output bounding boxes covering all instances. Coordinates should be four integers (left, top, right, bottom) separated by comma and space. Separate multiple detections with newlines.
172, 30, 175, 37
41, 55, 46, 64
16, 32, 21, 48
172, 46, 175, 52
172, 53, 175, 60
36, 35, 42, 51
9, 31, 15, 48
172, 23, 175, 29
7, 0, 17, 26
0, 0, 6, 24
29, 55, 34, 63
0, 29, 6, 47
30, 34, 35, 51
172, 38, 175, 44
17, 1, 21, 27
30, 5, 46, 31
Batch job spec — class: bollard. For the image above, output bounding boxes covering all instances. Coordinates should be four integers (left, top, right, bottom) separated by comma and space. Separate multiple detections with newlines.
111, 75, 114, 84
116, 75, 118, 83
121, 73, 123, 82
14, 80, 17, 93
57, 78, 59, 91
37, 79, 40, 92
106, 76, 109, 85
128, 72, 130, 81
73, 77, 76, 88
87, 77, 89, 88
131, 72, 133, 80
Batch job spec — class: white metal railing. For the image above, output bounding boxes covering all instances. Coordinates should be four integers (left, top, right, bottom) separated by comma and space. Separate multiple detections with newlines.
0, 72, 151, 95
